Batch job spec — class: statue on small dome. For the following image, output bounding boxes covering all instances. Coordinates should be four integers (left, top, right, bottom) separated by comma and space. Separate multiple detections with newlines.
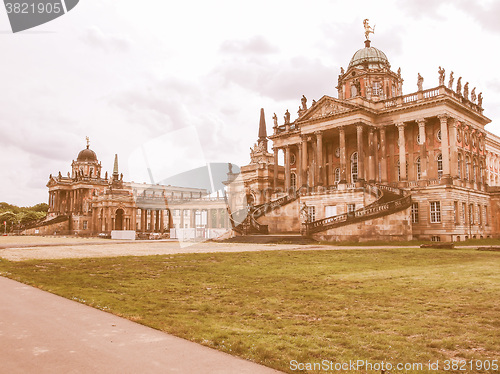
363, 19, 375, 40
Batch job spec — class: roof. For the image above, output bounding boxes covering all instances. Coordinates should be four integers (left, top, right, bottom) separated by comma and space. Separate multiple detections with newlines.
348, 42, 390, 70
76, 146, 97, 162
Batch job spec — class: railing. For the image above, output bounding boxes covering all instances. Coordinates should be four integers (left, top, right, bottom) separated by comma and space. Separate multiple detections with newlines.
403, 94, 418, 103
305, 184, 410, 234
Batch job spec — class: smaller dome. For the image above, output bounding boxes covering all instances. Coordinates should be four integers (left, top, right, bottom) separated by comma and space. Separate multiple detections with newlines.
77, 146, 97, 162
348, 43, 390, 70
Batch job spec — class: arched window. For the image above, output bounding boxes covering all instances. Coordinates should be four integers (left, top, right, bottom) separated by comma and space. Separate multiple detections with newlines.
290, 172, 297, 189
437, 154, 443, 179
397, 160, 409, 181
351, 152, 358, 182
465, 156, 471, 180
473, 161, 477, 183
334, 168, 340, 184
457, 154, 462, 179
415, 157, 421, 180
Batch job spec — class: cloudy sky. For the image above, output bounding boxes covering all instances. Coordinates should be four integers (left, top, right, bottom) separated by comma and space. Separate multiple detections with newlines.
1, 0, 500, 206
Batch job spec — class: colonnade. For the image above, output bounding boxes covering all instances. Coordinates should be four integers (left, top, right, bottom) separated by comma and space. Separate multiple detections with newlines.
272, 114, 485, 191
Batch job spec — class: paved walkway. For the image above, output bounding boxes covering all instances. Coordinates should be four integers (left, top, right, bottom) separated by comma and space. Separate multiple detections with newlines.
0, 276, 283, 374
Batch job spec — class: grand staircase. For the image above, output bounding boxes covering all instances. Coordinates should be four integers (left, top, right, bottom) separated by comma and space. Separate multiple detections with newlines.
229, 192, 299, 235
228, 184, 411, 238
305, 184, 411, 234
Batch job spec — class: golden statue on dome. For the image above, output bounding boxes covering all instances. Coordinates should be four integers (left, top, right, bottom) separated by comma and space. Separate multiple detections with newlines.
363, 19, 375, 40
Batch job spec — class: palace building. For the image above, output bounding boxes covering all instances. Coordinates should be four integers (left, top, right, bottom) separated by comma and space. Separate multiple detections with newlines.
236, 29, 500, 242
23, 140, 231, 239
25, 22, 500, 242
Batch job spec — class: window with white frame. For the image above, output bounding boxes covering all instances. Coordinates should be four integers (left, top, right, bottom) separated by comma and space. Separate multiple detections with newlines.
351, 152, 358, 182
411, 203, 419, 223
462, 202, 466, 225
457, 154, 462, 179
415, 157, 421, 180
469, 204, 474, 225
430, 201, 441, 223
325, 205, 337, 218
307, 206, 316, 222
437, 154, 443, 179
465, 156, 471, 180
373, 81, 382, 96
290, 172, 297, 189
83, 221, 88, 230
347, 203, 356, 213
334, 168, 340, 184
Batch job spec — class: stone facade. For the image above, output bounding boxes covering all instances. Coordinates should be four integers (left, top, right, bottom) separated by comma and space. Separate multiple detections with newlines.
239, 35, 500, 242
31, 144, 230, 237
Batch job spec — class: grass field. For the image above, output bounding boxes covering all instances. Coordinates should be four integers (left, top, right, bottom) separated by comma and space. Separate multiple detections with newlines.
0, 247, 499, 373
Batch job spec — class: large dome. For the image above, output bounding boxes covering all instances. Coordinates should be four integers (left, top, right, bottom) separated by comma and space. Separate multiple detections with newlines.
348, 43, 390, 70
77, 146, 97, 162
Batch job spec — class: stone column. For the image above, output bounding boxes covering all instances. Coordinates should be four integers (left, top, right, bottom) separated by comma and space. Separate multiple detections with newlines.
107, 207, 111, 232
132, 208, 137, 232
284, 145, 291, 191
449, 119, 458, 179
273, 147, 278, 190
438, 114, 451, 183
150, 209, 155, 232
339, 127, 347, 183
416, 119, 428, 179
356, 124, 365, 182
315, 131, 323, 186
397, 123, 407, 182
297, 144, 303, 189
160, 210, 164, 233
301, 136, 308, 188
368, 128, 376, 182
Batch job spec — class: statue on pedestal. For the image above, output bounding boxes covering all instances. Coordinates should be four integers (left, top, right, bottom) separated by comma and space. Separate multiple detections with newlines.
417, 73, 424, 91
438, 66, 445, 86
448, 71, 454, 89
456, 77, 462, 95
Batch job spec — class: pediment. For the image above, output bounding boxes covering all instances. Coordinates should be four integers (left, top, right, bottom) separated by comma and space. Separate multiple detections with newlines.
298, 96, 359, 121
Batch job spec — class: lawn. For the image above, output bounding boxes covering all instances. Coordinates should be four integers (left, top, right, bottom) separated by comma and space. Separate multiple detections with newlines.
0, 247, 499, 373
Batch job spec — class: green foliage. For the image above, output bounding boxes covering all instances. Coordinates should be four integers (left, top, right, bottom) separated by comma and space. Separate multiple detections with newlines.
0, 201, 48, 231
1, 248, 498, 373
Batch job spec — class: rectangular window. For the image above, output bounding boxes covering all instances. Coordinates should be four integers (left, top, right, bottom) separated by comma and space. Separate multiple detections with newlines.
484, 205, 488, 226
325, 205, 337, 218
453, 201, 459, 224
478, 205, 482, 226
347, 204, 356, 213
430, 201, 441, 223
469, 204, 474, 225
431, 235, 441, 242
83, 221, 88, 230
307, 206, 316, 222
411, 203, 419, 223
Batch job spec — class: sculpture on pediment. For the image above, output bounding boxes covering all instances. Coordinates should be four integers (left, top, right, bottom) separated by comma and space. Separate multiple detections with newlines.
478, 92, 483, 107
448, 71, 454, 89
272, 113, 278, 128
438, 66, 445, 86
301, 95, 307, 110
284, 109, 290, 124
471, 87, 477, 103
456, 77, 462, 95
463, 82, 469, 100
417, 73, 424, 91
397, 67, 401, 78
340, 67, 344, 75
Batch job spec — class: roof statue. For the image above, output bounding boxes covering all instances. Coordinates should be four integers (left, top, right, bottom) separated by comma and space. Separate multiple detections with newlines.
438, 66, 445, 86
448, 71, 454, 89
86, 136, 90, 149
363, 19, 375, 40
417, 73, 424, 91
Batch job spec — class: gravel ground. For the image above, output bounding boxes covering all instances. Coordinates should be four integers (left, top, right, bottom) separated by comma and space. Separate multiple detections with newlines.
0, 236, 333, 261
